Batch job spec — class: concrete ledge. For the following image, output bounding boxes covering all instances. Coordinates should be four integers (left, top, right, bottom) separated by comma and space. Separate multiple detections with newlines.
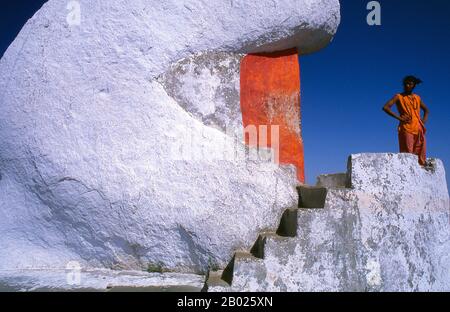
0, 269, 205, 292
316, 173, 348, 188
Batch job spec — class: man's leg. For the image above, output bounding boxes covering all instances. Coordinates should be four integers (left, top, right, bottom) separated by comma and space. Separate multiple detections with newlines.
414, 132, 427, 166
398, 130, 414, 153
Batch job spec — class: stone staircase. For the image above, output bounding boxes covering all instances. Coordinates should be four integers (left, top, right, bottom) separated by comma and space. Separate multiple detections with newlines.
203, 154, 450, 292
203, 173, 346, 292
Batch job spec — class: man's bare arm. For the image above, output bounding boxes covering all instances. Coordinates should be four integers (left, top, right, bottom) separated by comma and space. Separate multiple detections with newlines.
382, 95, 410, 123
420, 100, 429, 124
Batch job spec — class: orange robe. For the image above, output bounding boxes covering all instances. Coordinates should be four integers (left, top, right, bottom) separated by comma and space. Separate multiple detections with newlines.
395, 93, 426, 165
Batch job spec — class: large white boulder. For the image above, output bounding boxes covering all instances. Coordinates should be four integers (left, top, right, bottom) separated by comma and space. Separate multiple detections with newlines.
0, 0, 340, 273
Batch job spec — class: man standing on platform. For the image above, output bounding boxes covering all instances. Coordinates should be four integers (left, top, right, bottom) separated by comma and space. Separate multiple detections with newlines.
383, 75, 430, 166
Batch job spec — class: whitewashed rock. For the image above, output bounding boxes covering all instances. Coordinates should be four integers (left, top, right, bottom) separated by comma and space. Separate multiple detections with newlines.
0, 0, 340, 274
208, 154, 450, 291
158, 51, 245, 140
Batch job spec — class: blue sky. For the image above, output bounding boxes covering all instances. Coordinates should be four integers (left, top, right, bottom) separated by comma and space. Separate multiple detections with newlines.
1, 0, 449, 185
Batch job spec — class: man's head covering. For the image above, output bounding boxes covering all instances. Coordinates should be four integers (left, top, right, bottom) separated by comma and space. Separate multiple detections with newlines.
403, 75, 423, 86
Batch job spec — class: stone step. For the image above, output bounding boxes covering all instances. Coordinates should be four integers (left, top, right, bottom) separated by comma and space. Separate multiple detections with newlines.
316, 173, 349, 188
250, 232, 290, 259
296, 185, 327, 208
207, 187, 334, 290
225, 252, 266, 288
276, 207, 298, 237
221, 251, 262, 285
261, 189, 355, 265
211, 205, 312, 288
211, 207, 299, 288
203, 270, 230, 291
